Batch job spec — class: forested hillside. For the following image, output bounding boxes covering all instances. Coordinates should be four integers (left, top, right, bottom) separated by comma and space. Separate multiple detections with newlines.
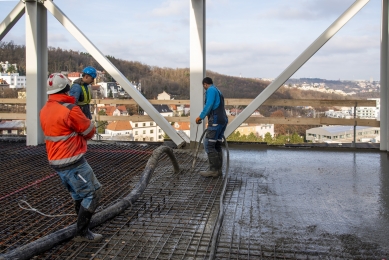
1, 41, 375, 102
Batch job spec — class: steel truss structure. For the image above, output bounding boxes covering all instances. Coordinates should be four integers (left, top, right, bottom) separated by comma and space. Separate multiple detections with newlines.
2, 0, 389, 150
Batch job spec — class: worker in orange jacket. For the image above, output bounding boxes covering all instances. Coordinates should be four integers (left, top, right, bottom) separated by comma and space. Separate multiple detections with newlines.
40, 73, 103, 242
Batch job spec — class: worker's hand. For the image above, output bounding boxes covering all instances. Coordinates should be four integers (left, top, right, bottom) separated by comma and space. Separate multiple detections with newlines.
196, 117, 202, 124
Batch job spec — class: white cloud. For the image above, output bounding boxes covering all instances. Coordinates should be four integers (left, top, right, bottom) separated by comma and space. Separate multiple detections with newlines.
208, 42, 291, 56
318, 36, 378, 56
151, 0, 188, 17
97, 39, 188, 68
258, 0, 357, 21
48, 34, 69, 44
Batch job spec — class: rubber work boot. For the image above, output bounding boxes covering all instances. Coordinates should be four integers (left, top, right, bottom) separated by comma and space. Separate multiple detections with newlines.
74, 200, 82, 215
199, 152, 222, 177
73, 206, 103, 242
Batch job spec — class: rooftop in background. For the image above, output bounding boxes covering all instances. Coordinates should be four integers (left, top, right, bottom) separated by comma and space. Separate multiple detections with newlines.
311, 125, 375, 133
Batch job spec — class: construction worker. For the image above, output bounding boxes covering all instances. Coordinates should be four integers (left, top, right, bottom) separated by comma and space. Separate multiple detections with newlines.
40, 73, 103, 242
196, 77, 228, 177
69, 66, 97, 119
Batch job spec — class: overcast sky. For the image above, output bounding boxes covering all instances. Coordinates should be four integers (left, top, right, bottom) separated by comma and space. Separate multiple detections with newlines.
0, 0, 381, 81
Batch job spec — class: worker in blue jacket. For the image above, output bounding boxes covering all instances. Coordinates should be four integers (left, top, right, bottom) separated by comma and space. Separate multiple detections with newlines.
196, 77, 228, 177
69, 66, 96, 119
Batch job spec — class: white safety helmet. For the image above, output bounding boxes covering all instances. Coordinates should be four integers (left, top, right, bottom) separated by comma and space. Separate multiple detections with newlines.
47, 73, 70, 94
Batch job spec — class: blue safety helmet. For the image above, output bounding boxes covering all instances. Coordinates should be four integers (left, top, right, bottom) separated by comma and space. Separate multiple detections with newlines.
82, 66, 97, 79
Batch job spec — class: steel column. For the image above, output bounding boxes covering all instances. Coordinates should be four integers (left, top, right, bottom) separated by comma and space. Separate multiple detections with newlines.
190, 0, 206, 144
25, 0, 47, 145
0, 1, 25, 41
381, 0, 389, 151
225, 0, 370, 138
43, 0, 185, 147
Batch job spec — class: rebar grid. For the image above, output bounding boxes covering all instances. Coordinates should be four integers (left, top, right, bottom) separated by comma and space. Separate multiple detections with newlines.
34, 150, 224, 260
3, 142, 387, 259
0, 142, 159, 254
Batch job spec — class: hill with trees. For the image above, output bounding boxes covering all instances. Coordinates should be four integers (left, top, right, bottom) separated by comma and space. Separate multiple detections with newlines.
1, 41, 378, 138
1, 40, 354, 101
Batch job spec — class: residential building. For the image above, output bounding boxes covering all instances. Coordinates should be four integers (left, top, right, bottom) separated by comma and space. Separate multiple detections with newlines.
0, 61, 18, 72
103, 121, 133, 141
99, 82, 120, 98
173, 122, 190, 138
325, 109, 352, 119
67, 72, 82, 83
96, 105, 128, 116
355, 98, 380, 119
235, 123, 274, 138
0, 73, 26, 88
306, 125, 380, 143
0, 120, 25, 135
157, 91, 171, 100
131, 121, 164, 142
144, 105, 174, 117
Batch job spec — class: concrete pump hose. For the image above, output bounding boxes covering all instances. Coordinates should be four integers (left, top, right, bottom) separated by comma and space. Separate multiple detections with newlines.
0, 145, 180, 260
208, 136, 229, 260
191, 129, 230, 259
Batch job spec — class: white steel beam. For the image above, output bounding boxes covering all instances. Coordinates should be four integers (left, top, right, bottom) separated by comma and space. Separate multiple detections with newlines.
190, 0, 206, 143
381, 0, 389, 151
43, 0, 185, 147
25, 0, 47, 145
225, 0, 370, 138
0, 1, 25, 41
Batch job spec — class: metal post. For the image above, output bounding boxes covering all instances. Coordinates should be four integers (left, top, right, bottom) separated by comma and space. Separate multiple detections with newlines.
190, 0, 206, 145
381, 0, 389, 151
0, 1, 25, 41
225, 0, 370, 138
25, 0, 47, 145
353, 102, 357, 147
44, 0, 184, 147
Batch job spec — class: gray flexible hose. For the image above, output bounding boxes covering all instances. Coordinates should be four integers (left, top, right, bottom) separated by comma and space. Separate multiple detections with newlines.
208, 136, 229, 260
0, 146, 180, 260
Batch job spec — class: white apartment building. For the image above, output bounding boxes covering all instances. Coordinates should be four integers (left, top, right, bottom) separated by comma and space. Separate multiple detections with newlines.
0, 73, 26, 88
132, 105, 174, 141
131, 121, 164, 142
325, 109, 352, 119
99, 82, 120, 98
0, 61, 18, 72
355, 98, 380, 119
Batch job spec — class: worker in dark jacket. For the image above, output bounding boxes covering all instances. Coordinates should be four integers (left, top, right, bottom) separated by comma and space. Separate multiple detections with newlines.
69, 66, 96, 119
40, 73, 102, 242
196, 77, 228, 177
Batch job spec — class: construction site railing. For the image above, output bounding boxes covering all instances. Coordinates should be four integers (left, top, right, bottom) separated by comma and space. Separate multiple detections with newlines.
0, 98, 379, 127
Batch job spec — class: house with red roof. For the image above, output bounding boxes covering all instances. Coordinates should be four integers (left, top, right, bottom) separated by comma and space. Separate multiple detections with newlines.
104, 121, 133, 141
173, 122, 190, 138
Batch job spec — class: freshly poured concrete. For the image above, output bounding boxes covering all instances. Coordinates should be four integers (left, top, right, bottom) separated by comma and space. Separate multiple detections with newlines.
217, 144, 389, 258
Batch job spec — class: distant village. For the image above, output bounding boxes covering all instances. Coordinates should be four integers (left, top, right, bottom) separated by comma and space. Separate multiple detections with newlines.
258, 77, 380, 96
0, 61, 380, 144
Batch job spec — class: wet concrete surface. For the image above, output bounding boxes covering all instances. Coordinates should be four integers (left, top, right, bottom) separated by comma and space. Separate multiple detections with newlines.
2, 141, 389, 259
218, 144, 389, 259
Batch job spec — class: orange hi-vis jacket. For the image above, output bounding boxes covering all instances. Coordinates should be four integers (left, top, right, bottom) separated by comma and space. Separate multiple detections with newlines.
40, 94, 95, 169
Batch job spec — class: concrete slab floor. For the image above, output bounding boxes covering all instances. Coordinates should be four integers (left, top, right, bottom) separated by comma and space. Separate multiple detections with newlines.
217, 144, 389, 259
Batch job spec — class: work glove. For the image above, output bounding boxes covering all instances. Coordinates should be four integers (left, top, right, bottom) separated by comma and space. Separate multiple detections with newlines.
196, 117, 202, 124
